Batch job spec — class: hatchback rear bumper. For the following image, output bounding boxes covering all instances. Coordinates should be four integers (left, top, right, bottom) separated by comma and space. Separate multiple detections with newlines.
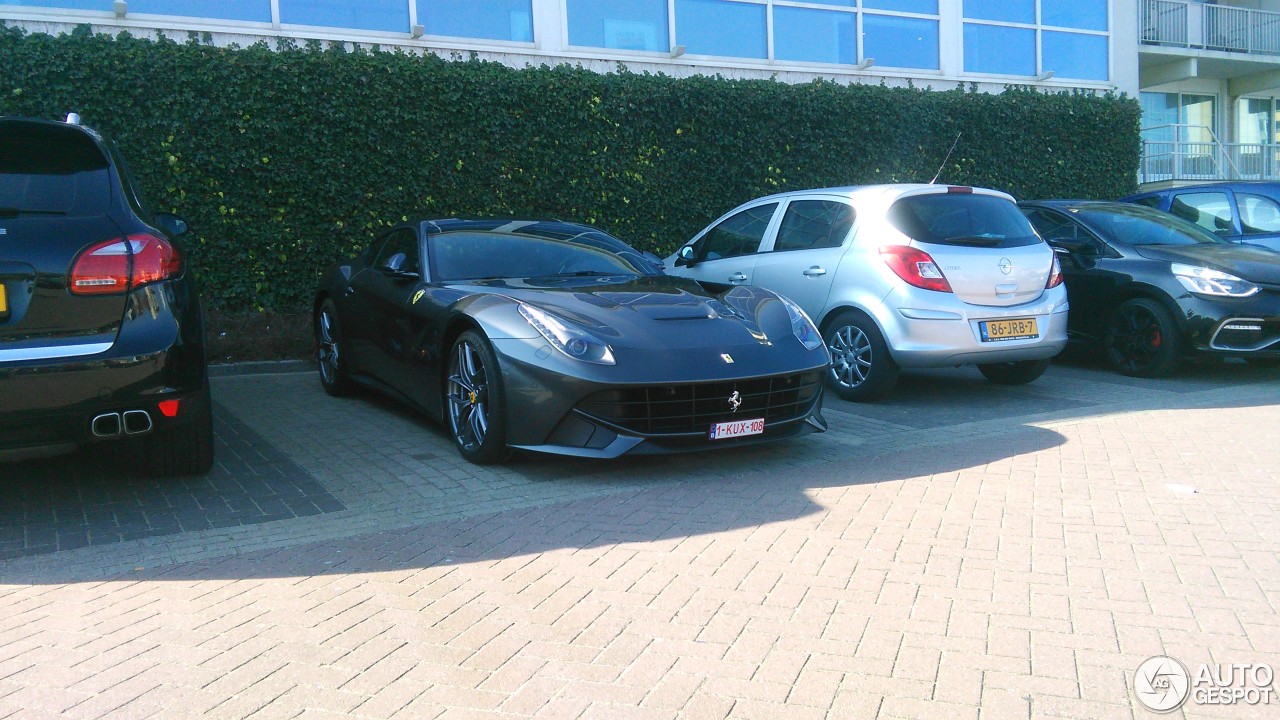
876, 290, 1070, 368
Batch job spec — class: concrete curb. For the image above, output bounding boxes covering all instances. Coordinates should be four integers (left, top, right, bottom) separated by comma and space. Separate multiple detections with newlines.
209, 359, 313, 377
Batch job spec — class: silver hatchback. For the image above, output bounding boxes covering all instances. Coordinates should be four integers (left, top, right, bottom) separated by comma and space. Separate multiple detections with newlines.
665, 184, 1069, 401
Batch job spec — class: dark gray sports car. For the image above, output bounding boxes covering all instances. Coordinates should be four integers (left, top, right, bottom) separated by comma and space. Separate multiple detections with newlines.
314, 219, 830, 463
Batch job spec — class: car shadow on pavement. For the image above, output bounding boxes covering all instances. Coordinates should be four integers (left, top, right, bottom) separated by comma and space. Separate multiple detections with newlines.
3, 350, 1278, 581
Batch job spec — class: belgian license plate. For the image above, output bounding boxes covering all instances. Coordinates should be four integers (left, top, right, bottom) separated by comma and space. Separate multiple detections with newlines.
0, 283, 7, 316
981, 317, 1039, 342
710, 417, 764, 440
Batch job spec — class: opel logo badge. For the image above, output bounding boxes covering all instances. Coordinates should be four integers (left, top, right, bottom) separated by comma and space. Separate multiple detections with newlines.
727, 391, 742, 413
998, 257, 1013, 275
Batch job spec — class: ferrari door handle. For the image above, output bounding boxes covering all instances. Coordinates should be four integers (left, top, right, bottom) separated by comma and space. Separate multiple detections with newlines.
729, 272, 748, 284
803, 266, 827, 277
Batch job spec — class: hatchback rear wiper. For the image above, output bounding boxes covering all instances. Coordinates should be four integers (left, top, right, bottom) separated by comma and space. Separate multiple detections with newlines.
940, 234, 1004, 247
0, 206, 68, 218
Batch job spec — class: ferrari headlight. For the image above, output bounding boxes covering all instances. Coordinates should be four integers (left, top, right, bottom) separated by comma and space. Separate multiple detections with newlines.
780, 296, 824, 351
519, 303, 616, 365
1172, 263, 1259, 298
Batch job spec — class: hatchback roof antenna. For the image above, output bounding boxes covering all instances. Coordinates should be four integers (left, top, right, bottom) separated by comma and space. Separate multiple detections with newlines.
929, 132, 962, 185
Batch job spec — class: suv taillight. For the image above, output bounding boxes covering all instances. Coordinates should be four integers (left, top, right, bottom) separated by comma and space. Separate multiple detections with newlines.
880, 245, 952, 293
70, 234, 182, 295
1046, 255, 1063, 289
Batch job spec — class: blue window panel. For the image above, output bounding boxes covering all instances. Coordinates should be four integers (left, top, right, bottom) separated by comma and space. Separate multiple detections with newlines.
791, 0, 854, 7
280, 0, 409, 32
1042, 0, 1107, 31
129, 0, 270, 22
963, 0, 1033, 24
418, 0, 533, 42
676, 0, 767, 59
5, 1, 107, 9
864, 14, 939, 70
1043, 31, 1108, 80
863, 0, 937, 15
774, 6, 854, 65
963, 24, 1034, 75
566, 0, 668, 52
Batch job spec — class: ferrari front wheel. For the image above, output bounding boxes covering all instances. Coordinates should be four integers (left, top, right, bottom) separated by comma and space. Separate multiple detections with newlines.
445, 331, 511, 464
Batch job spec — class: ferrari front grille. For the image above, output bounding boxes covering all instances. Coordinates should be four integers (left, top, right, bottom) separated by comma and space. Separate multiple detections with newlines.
575, 371, 823, 436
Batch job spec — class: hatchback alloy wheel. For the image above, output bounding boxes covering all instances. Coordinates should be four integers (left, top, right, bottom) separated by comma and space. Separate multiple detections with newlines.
822, 311, 899, 402
1103, 298, 1179, 377
829, 325, 872, 389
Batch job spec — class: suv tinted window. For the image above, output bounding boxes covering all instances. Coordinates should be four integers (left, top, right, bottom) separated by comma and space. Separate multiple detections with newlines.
0, 123, 111, 216
888, 194, 1040, 248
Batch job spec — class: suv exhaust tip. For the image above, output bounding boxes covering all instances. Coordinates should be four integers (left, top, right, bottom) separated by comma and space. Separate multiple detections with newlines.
91, 412, 122, 437
123, 410, 153, 435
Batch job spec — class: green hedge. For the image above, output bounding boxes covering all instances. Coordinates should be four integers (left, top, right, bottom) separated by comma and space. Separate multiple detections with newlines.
0, 25, 1141, 311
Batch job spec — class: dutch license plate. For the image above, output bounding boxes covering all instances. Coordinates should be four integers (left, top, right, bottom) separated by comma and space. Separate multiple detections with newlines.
0, 283, 7, 316
710, 417, 764, 440
981, 317, 1039, 342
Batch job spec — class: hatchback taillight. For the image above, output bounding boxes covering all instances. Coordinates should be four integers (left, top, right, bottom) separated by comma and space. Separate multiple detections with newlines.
1046, 255, 1063, 289
70, 234, 182, 295
880, 245, 952, 293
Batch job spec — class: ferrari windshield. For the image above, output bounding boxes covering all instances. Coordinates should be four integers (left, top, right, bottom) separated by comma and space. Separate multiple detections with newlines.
430, 230, 653, 281
1075, 204, 1224, 246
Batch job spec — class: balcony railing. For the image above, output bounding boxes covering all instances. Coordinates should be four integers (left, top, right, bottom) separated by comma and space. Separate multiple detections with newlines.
1140, 124, 1280, 184
1140, 0, 1280, 55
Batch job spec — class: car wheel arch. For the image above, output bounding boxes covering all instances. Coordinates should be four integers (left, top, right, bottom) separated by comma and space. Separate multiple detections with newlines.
1111, 283, 1187, 334
819, 304, 891, 342
440, 317, 484, 383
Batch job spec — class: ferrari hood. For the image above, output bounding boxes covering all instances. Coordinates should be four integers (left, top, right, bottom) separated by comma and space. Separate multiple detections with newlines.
1134, 243, 1280, 284
458, 275, 809, 352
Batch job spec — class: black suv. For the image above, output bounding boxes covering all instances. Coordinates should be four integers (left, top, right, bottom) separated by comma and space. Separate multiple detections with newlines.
0, 115, 212, 475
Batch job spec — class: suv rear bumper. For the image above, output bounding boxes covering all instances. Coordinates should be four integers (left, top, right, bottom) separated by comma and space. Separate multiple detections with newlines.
0, 284, 206, 459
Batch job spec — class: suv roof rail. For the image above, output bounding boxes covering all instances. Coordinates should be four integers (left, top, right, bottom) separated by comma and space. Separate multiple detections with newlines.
65, 112, 81, 125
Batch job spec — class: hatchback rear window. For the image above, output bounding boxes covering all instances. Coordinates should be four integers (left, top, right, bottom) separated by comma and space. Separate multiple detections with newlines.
888, 193, 1041, 248
0, 122, 111, 216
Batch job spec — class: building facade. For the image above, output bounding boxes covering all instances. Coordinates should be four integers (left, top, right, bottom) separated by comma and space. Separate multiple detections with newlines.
2, 1, 1278, 186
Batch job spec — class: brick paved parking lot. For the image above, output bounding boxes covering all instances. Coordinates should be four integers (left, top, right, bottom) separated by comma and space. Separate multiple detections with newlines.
1, 355, 1278, 719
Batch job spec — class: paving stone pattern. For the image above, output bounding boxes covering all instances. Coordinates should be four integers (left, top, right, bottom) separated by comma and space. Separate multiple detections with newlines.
0, 406, 343, 560
0, 356, 1278, 719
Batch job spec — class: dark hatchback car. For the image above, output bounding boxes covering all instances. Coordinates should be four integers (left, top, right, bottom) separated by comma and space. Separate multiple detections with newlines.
1121, 182, 1280, 252
315, 218, 830, 464
0, 115, 212, 475
1020, 200, 1280, 376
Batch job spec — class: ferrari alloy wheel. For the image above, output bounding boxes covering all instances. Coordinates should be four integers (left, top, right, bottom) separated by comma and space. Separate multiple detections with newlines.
978, 358, 1052, 385
1103, 298, 1180, 378
823, 311, 899, 402
445, 331, 510, 464
316, 299, 354, 396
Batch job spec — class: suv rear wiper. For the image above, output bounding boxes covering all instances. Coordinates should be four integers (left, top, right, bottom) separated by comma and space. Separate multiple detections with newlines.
0, 206, 68, 218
